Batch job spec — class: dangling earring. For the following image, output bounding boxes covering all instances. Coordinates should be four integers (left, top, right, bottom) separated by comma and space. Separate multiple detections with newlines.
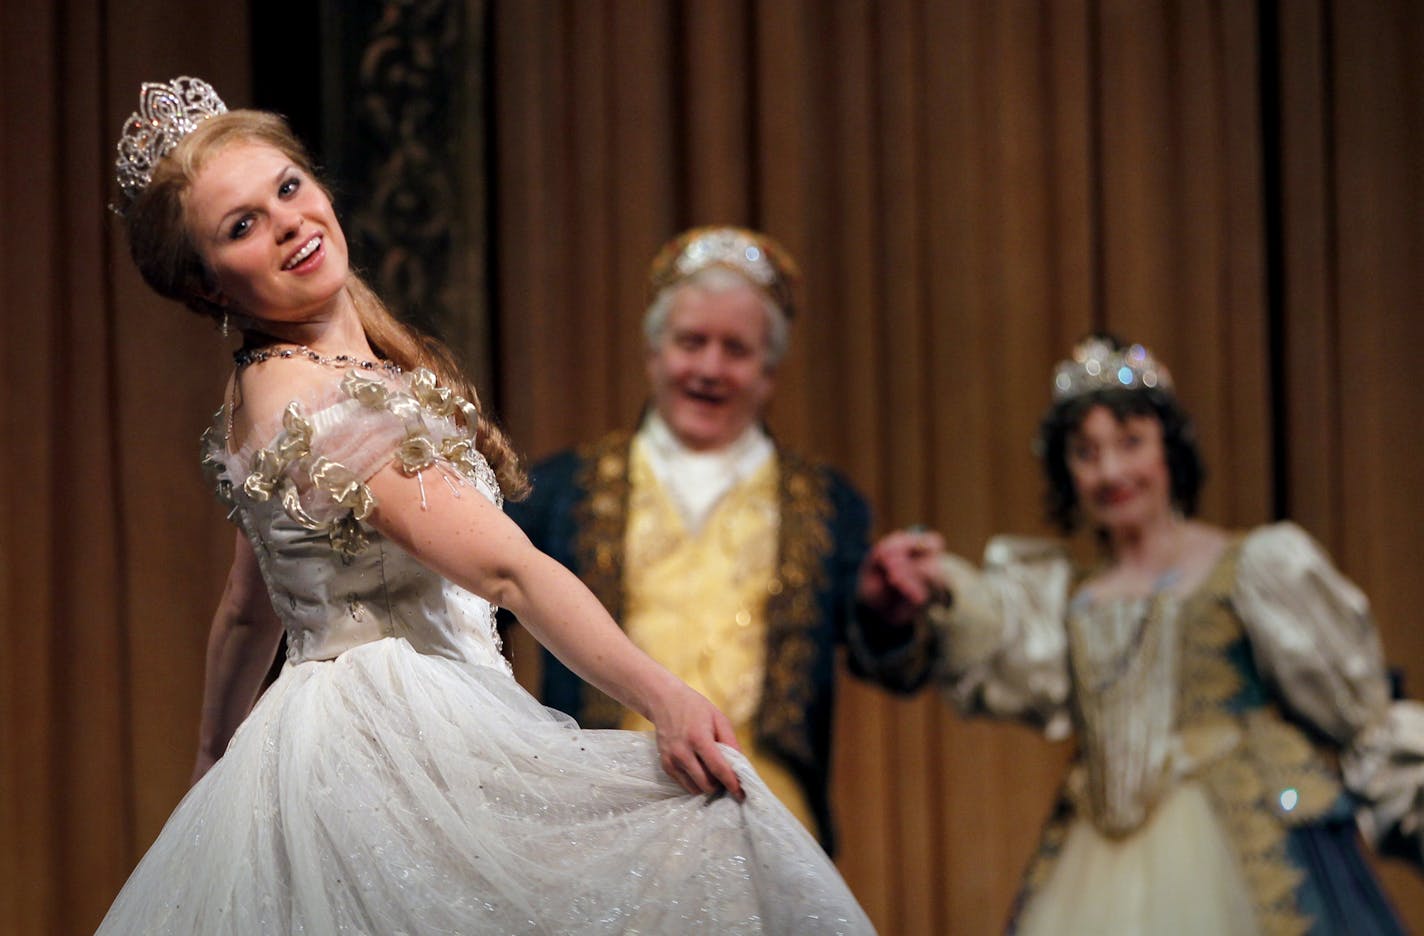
221, 311, 230, 338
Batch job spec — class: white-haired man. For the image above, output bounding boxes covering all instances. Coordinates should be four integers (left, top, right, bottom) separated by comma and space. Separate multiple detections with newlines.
506, 226, 939, 853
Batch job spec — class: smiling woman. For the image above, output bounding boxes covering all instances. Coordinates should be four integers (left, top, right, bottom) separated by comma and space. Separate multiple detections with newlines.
119, 90, 525, 492
902, 334, 1424, 935
99, 77, 875, 934
183, 142, 351, 327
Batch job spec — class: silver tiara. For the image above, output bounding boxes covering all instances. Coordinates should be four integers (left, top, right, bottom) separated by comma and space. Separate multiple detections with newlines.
114, 76, 228, 203
647, 225, 801, 317
1052, 337, 1173, 401
674, 229, 778, 288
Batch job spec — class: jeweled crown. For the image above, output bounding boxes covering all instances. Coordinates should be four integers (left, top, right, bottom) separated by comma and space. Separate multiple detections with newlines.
114, 76, 228, 205
647, 226, 801, 317
1052, 337, 1173, 401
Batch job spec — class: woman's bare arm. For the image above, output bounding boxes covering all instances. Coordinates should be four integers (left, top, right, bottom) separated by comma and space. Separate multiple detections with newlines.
191, 530, 285, 785
365, 464, 744, 799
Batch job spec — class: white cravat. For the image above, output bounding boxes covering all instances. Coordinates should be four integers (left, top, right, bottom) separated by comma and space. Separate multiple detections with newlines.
636, 412, 774, 534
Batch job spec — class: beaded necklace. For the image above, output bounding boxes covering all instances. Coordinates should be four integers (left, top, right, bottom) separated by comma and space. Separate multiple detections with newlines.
233, 344, 402, 375
225, 345, 402, 443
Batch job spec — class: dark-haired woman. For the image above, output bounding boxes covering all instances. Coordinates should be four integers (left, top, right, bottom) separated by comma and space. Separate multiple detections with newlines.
99, 76, 873, 934
917, 336, 1421, 934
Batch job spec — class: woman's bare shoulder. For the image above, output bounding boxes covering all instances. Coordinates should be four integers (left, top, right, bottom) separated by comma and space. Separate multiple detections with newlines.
228, 355, 346, 449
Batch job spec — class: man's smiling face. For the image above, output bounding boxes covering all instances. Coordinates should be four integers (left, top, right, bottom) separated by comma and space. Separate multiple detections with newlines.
646, 282, 777, 451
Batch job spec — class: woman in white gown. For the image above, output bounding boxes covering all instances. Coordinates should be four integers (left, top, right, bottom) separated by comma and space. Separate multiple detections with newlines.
98, 76, 874, 935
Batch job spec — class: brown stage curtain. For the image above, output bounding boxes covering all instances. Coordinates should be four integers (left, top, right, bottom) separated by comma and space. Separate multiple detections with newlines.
2, 2, 1420, 934
489, 1, 1423, 932
0, 3, 249, 932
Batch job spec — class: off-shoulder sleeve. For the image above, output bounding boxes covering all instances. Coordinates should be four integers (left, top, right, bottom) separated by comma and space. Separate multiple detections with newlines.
928, 536, 1074, 739
1235, 521, 1423, 863
230, 368, 499, 551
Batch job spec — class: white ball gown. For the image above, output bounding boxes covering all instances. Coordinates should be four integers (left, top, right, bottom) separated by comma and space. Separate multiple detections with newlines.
97, 362, 874, 935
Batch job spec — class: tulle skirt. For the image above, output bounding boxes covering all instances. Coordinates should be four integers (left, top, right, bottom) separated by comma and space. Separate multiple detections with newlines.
1012, 778, 1410, 935
1016, 781, 1257, 936
98, 637, 872, 934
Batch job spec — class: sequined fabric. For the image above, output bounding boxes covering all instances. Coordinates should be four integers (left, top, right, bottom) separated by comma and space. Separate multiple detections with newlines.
99, 366, 873, 935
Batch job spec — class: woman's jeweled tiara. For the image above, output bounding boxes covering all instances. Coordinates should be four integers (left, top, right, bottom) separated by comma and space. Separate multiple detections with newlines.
1052, 337, 1173, 401
114, 76, 227, 203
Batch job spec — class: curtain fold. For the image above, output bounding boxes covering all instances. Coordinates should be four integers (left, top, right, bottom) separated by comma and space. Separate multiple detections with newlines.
1, 4, 248, 931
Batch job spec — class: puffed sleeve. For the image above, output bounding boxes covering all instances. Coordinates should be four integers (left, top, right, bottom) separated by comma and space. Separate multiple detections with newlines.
227, 368, 499, 554
1235, 521, 1423, 863
928, 536, 1074, 739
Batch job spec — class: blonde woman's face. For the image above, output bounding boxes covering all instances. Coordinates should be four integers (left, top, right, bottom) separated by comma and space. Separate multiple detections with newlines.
185, 141, 349, 322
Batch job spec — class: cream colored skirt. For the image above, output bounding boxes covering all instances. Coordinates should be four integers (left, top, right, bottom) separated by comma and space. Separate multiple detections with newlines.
1017, 781, 1258, 936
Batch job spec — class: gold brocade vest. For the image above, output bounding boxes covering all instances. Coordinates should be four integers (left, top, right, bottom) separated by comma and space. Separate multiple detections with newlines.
615, 442, 817, 835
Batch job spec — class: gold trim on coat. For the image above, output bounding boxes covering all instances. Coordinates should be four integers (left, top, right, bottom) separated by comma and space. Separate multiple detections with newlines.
568, 431, 834, 776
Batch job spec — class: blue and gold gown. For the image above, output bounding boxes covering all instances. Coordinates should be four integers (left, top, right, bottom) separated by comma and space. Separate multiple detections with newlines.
932, 526, 1422, 935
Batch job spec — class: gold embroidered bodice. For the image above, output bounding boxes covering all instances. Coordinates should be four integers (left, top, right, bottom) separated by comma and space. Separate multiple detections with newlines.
201, 367, 509, 673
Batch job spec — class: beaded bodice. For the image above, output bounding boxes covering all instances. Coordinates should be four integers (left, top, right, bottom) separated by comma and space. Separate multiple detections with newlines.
1060, 544, 1346, 840
201, 364, 508, 672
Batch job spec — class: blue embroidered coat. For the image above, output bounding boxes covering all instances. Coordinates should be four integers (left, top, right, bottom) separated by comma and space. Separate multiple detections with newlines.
504, 430, 934, 852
